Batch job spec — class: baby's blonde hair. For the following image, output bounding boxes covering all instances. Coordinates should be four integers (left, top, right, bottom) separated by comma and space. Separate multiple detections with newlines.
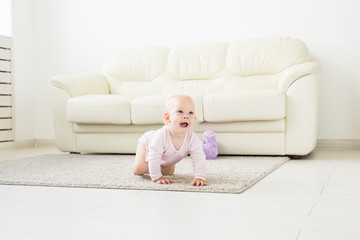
165, 94, 195, 112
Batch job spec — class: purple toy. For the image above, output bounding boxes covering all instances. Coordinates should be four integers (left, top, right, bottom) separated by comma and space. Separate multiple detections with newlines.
203, 130, 218, 159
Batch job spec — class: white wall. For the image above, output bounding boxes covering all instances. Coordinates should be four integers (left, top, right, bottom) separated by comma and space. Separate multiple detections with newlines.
11, 0, 360, 140
0, 0, 12, 36
11, 0, 36, 141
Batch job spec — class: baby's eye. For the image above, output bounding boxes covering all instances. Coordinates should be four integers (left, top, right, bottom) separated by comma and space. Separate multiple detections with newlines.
189, 111, 194, 115
177, 110, 183, 114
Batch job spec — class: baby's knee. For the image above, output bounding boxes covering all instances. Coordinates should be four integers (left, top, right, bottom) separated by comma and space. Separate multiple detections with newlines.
132, 165, 142, 175
133, 169, 144, 175
133, 168, 144, 175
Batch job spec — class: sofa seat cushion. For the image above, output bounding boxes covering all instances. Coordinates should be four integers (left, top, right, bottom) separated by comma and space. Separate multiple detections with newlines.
131, 95, 168, 124
131, 95, 204, 125
67, 95, 132, 124
203, 90, 285, 122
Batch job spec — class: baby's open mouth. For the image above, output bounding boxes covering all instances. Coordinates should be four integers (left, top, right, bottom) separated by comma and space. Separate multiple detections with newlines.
180, 122, 189, 128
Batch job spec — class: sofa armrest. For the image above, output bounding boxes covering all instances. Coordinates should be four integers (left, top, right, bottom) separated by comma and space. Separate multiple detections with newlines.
278, 62, 320, 92
51, 73, 109, 152
284, 72, 321, 155
51, 73, 110, 97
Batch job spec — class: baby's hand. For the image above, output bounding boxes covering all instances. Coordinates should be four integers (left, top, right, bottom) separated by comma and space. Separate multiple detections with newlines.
154, 176, 173, 184
190, 178, 208, 187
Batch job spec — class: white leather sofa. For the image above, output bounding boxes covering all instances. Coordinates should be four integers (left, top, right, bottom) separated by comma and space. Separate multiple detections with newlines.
51, 37, 320, 157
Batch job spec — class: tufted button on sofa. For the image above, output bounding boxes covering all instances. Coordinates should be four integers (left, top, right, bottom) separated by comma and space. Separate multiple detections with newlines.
51, 37, 320, 156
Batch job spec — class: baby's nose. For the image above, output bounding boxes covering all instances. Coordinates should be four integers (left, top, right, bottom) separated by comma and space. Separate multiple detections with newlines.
183, 115, 189, 119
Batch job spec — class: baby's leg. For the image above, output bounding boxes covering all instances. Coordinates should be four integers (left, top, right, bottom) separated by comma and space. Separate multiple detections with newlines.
133, 143, 149, 175
161, 165, 175, 175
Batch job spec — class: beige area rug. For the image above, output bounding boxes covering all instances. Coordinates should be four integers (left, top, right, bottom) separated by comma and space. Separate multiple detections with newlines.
0, 154, 289, 194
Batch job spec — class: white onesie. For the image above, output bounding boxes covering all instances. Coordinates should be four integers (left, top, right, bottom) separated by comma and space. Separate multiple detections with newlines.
138, 125, 206, 181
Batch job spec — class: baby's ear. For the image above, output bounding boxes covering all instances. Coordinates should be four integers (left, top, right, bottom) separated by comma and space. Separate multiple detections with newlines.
163, 112, 170, 125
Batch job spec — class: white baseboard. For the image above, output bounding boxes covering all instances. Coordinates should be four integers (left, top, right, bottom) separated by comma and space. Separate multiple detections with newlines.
0, 139, 56, 150
0, 139, 35, 149
316, 139, 360, 149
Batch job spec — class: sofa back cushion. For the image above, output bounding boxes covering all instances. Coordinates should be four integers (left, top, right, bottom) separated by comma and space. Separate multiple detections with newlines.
226, 37, 311, 76
167, 43, 227, 80
102, 46, 169, 95
102, 37, 311, 97
223, 37, 311, 91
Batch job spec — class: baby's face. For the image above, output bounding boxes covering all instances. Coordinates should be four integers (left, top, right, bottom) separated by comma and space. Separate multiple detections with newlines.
165, 97, 197, 134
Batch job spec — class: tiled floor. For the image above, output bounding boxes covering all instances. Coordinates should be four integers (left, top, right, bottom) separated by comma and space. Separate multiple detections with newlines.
0, 146, 360, 239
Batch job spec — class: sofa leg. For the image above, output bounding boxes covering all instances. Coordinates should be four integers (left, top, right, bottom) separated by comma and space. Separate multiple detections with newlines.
289, 155, 302, 159
70, 152, 80, 154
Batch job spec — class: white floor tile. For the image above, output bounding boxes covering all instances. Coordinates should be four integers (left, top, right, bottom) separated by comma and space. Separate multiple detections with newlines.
80, 200, 314, 221
0, 225, 36, 240
311, 203, 360, 218
247, 183, 324, 195
327, 174, 360, 187
332, 160, 360, 174
15, 231, 137, 240
1, 146, 360, 239
315, 193, 360, 205
241, 192, 323, 203
272, 160, 338, 176
302, 148, 343, 161
322, 185, 360, 196
0, 199, 100, 216
0, 185, 140, 205
0, 211, 73, 230
257, 173, 330, 187
298, 230, 360, 240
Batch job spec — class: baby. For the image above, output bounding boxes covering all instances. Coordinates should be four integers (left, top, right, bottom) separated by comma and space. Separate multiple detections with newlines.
132, 94, 207, 187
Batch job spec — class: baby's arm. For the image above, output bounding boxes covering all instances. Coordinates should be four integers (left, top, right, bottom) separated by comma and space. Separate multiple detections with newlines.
189, 133, 207, 186
147, 131, 173, 184
148, 153, 163, 182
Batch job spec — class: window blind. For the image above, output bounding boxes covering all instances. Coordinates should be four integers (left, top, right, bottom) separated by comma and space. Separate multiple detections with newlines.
0, 35, 14, 142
